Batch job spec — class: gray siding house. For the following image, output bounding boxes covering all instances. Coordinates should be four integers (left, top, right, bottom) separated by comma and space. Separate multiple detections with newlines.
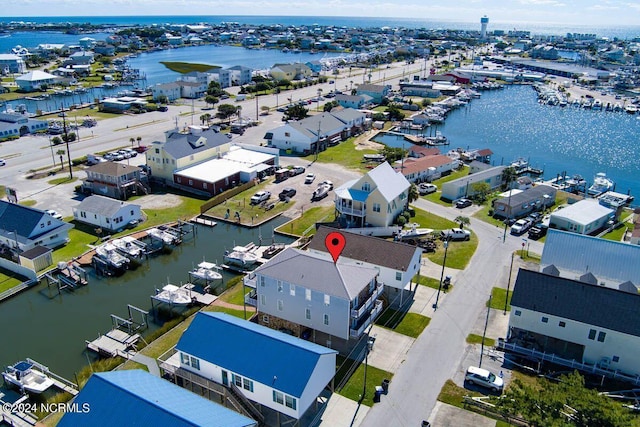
492, 184, 557, 219
440, 166, 506, 202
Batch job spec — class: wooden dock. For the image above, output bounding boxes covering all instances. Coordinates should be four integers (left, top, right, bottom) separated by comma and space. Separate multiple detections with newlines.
190, 214, 218, 227
86, 329, 140, 358
182, 283, 217, 305
0, 393, 38, 426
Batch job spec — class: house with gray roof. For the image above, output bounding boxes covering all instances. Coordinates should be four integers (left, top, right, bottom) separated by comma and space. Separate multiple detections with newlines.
440, 165, 506, 202
492, 184, 556, 219
81, 162, 148, 200
505, 269, 640, 383
335, 93, 366, 109
334, 162, 410, 228
549, 199, 614, 235
15, 70, 59, 92
540, 229, 640, 290
0, 200, 73, 252
308, 225, 422, 307
355, 83, 389, 104
151, 82, 181, 102
264, 108, 366, 154
269, 63, 312, 81
146, 126, 232, 183
72, 195, 142, 233
244, 247, 383, 349
161, 312, 336, 424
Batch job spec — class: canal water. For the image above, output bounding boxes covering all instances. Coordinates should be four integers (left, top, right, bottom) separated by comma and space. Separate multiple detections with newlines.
0, 217, 294, 384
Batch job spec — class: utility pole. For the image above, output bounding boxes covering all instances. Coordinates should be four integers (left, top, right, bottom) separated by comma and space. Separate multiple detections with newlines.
315, 120, 321, 162
504, 252, 515, 315
61, 104, 73, 179
480, 293, 492, 368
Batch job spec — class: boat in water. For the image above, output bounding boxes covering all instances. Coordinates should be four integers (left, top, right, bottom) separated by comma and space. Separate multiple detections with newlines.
152, 284, 194, 306
93, 242, 130, 273
111, 236, 145, 260
587, 172, 615, 197
2, 360, 55, 394
224, 245, 259, 267
147, 227, 181, 246
189, 261, 223, 282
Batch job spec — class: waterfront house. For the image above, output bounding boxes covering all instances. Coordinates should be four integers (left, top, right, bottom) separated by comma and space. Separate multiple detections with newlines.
100, 96, 147, 113
0, 201, 73, 252
504, 269, 640, 384
64, 50, 94, 66
166, 312, 337, 424
308, 225, 422, 307
173, 144, 277, 196
334, 162, 410, 228
540, 229, 640, 290
549, 199, 614, 235
399, 154, 458, 183
151, 82, 181, 102
270, 63, 312, 81
355, 83, 389, 104
0, 54, 26, 74
0, 113, 48, 138
335, 93, 366, 109
73, 195, 142, 233
492, 184, 556, 219
531, 44, 559, 60
15, 70, 59, 92
246, 247, 383, 350
440, 165, 506, 202
227, 65, 254, 86
81, 162, 149, 200
58, 370, 256, 427
146, 126, 232, 183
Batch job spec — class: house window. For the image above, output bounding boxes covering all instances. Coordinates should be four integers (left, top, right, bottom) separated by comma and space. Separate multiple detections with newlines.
396, 272, 402, 281
260, 276, 265, 287
305, 289, 311, 301
277, 281, 283, 292
243, 378, 254, 392
324, 294, 330, 305
514, 310, 521, 316
260, 295, 266, 306
188, 179, 193, 186
180, 352, 190, 365
277, 300, 283, 311
323, 314, 329, 325
362, 182, 370, 192
263, 315, 269, 324
285, 132, 290, 137
273, 390, 284, 405
130, 210, 134, 215
233, 374, 242, 387
597, 331, 606, 342
559, 321, 566, 327
290, 283, 295, 296
373, 203, 381, 213
613, 356, 620, 363
541, 317, 548, 323
588, 329, 597, 340
190, 356, 200, 370
203, 182, 208, 189
285, 395, 297, 410
305, 308, 311, 320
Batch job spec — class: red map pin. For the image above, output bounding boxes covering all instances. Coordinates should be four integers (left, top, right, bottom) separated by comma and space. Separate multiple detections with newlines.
325, 231, 346, 264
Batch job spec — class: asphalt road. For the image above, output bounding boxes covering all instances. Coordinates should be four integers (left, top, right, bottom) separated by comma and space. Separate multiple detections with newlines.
361, 198, 543, 427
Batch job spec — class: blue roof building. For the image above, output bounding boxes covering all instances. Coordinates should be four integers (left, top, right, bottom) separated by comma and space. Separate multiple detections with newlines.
170, 312, 337, 422
58, 370, 256, 427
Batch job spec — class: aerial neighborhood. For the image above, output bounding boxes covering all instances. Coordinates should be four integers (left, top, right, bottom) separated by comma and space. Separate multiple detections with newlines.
1, 11, 640, 427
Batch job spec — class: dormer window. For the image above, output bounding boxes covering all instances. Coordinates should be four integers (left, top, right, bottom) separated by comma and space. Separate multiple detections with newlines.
362, 182, 371, 192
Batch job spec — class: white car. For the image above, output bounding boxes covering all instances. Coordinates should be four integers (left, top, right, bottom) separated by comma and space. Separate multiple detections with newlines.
250, 191, 271, 205
418, 183, 437, 195
304, 173, 316, 184
319, 180, 333, 190
465, 366, 504, 392
45, 209, 63, 220
0, 158, 5, 166
510, 219, 532, 235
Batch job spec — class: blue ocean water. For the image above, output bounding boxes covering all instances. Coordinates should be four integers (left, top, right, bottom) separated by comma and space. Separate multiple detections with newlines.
439, 85, 640, 199
0, 31, 111, 54
1, 15, 639, 40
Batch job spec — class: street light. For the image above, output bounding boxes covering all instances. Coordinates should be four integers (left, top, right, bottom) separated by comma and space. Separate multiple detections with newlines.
433, 237, 450, 310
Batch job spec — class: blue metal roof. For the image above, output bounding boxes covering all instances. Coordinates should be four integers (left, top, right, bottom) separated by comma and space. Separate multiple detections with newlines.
177, 312, 337, 397
349, 189, 369, 202
58, 370, 256, 427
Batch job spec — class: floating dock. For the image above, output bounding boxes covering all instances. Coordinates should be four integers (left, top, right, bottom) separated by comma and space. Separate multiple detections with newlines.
190, 214, 218, 227
86, 329, 140, 358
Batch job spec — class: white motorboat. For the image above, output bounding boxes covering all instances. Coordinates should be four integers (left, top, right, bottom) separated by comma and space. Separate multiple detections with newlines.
111, 236, 145, 260
397, 223, 433, 240
153, 284, 193, 306
2, 361, 55, 394
224, 246, 259, 267
190, 261, 222, 281
147, 228, 180, 246
587, 172, 615, 197
625, 104, 638, 114
94, 243, 130, 272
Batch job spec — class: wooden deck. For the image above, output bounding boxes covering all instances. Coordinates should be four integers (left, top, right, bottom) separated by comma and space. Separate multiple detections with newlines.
190, 214, 218, 227
86, 329, 140, 358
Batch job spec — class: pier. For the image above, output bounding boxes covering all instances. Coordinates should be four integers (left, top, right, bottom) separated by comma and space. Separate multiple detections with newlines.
190, 214, 218, 227
0, 394, 37, 426
86, 305, 148, 358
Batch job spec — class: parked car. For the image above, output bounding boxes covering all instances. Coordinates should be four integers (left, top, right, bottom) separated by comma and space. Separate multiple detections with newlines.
304, 173, 316, 184
528, 223, 548, 240
158, 105, 168, 112
289, 166, 305, 177
455, 198, 472, 208
419, 183, 437, 195
250, 191, 271, 205
319, 180, 333, 190
465, 366, 504, 393
45, 209, 63, 220
510, 218, 532, 235
0, 158, 6, 166
278, 188, 297, 201
440, 228, 471, 241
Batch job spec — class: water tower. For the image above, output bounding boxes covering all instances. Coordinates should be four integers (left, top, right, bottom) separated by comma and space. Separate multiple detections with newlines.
480, 15, 489, 39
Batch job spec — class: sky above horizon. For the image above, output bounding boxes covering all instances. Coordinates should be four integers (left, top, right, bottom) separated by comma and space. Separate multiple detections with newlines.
3, 0, 640, 27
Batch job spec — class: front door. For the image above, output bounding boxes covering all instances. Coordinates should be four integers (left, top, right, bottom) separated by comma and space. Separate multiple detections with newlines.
222, 370, 229, 386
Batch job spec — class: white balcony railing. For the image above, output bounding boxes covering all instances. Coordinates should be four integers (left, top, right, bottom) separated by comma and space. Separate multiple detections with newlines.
350, 299, 383, 338
336, 205, 366, 217
351, 282, 384, 319
243, 274, 257, 289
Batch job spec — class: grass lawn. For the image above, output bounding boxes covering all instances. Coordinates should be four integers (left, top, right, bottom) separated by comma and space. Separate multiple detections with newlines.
602, 224, 629, 242
466, 334, 496, 347
0, 270, 27, 293
218, 276, 248, 306
411, 206, 458, 230
421, 168, 472, 206
301, 138, 378, 172
336, 358, 393, 407
375, 308, 430, 338
275, 205, 335, 237
47, 176, 78, 186
160, 61, 220, 74
424, 232, 478, 270
204, 179, 292, 226
487, 287, 512, 312
437, 379, 482, 408
39, 107, 121, 121
415, 275, 442, 290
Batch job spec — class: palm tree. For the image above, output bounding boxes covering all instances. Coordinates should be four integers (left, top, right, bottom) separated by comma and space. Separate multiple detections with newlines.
454, 216, 470, 230
408, 183, 420, 204
501, 166, 518, 191
136, 136, 142, 147
56, 149, 66, 170
129, 137, 135, 148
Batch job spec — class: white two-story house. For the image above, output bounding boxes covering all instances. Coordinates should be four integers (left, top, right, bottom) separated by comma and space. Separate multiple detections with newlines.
168, 312, 337, 424
245, 247, 384, 351
334, 162, 410, 228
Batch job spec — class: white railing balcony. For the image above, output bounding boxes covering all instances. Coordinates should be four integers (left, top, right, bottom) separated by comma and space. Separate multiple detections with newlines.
350, 282, 385, 319
350, 299, 383, 338
335, 205, 366, 217
244, 289, 257, 307
243, 274, 257, 289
